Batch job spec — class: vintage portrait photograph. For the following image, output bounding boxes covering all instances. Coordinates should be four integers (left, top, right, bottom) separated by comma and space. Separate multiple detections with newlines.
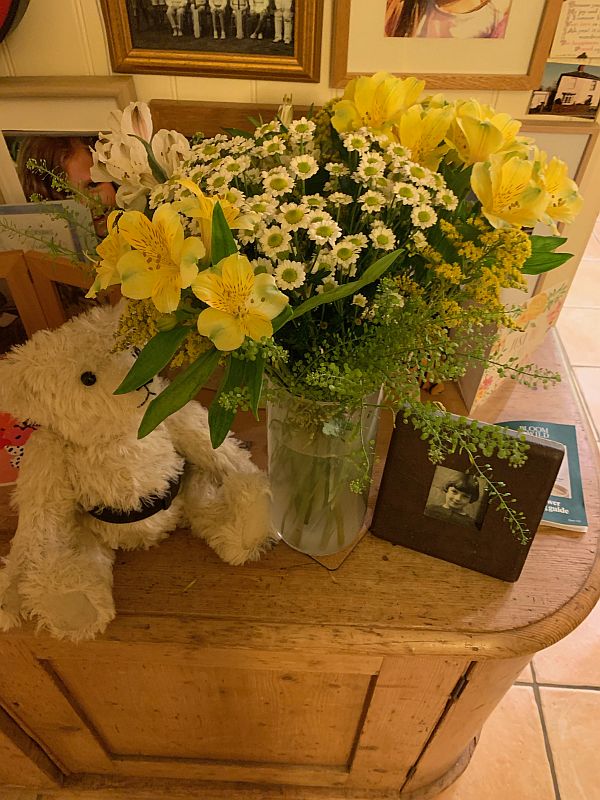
423, 467, 488, 530
528, 61, 600, 119
384, 0, 513, 39
125, 0, 295, 56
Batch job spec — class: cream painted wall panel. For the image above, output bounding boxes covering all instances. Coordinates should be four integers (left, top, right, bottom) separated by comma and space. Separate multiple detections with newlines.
77, 0, 112, 75
494, 91, 531, 119
5, 0, 91, 75
133, 75, 177, 103
1, 97, 126, 132
0, 44, 12, 77
174, 76, 256, 104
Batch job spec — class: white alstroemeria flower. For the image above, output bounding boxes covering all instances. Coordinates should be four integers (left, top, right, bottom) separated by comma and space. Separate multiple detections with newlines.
262, 167, 294, 197
411, 205, 438, 229
259, 225, 292, 257
274, 259, 306, 290
370, 224, 396, 251
117, 101, 154, 140
151, 129, 191, 177
289, 154, 319, 180
115, 182, 151, 212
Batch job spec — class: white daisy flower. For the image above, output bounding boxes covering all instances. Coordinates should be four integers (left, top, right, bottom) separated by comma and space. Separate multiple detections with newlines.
191, 140, 222, 161
206, 172, 230, 192
416, 187, 432, 204
403, 162, 435, 186
411, 205, 438, 229
289, 154, 319, 180
393, 182, 421, 206
328, 192, 353, 206
256, 120, 282, 137
355, 153, 386, 183
342, 132, 370, 152
303, 194, 327, 209
325, 162, 350, 177
312, 250, 336, 274
220, 155, 251, 177
221, 187, 246, 207
316, 275, 339, 294
308, 218, 342, 246
274, 260, 306, 290
385, 143, 412, 160
412, 231, 428, 250
252, 257, 274, 274
429, 172, 446, 190
262, 167, 294, 196
360, 190, 387, 213
370, 224, 396, 251
277, 202, 309, 230
259, 225, 292, 257
352, 293, 368, 308
435, 189, 459, 211
347, 232, 368, 249
260, 136, 286, 157
246, 194, 278, 218
288, 117, 316, 141
331, 239, 360, 269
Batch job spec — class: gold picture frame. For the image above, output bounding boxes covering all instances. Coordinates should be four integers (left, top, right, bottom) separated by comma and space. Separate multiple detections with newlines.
330, 0, 563, 90
100, 0, 324, 82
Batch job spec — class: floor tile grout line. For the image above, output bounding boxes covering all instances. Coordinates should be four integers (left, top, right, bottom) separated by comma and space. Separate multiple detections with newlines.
554, 331, 600, 441
530, 662, 562, 800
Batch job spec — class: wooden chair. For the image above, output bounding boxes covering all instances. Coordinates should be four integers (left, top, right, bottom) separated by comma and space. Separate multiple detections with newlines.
23, 250, 96, 330
0, 250, 47, 338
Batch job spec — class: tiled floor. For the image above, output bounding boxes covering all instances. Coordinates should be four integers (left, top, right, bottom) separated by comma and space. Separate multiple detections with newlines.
437, 232, 600, 800
3, 237, 600, 800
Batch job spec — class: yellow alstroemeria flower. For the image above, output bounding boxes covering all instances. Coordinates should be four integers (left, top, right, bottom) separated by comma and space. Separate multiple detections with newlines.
116, 203, 205, 313
397, 105, 454, 169
191, 253, 289, 351
332, 72, 425, 137
86, 211, 130, 298
446, 101, 524, 166
174, 179, 255, 265
471, 154, 549, 229
539, 156, 583, 228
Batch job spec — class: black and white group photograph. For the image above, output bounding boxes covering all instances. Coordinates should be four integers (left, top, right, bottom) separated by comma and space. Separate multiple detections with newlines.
125, 0, 295, 56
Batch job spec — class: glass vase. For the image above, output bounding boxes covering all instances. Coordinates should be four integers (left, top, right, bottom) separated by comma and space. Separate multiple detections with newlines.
267, 389, 381, 557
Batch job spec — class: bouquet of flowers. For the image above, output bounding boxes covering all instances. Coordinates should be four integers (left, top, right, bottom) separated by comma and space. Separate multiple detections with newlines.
86, 73, 582, 548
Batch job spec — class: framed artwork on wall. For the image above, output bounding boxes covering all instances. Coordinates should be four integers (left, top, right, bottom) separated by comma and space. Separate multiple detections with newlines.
330, 0, 563, 90
100, 0, 324, 82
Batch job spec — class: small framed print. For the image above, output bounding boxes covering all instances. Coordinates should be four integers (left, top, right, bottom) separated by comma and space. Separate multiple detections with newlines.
370, 413, 565, 582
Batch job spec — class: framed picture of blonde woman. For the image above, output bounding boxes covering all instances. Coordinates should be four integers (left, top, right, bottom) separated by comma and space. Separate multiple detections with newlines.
330, 0, 563, 89
384, 0, 512, 39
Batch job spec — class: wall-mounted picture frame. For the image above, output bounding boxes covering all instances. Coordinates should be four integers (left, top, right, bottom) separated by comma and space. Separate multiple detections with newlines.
100, 0, 323, 82
370, 412, 565, 582
330, 0, 563, 89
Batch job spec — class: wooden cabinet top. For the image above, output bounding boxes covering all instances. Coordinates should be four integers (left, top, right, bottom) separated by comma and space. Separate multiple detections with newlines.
1, 332, 598, 659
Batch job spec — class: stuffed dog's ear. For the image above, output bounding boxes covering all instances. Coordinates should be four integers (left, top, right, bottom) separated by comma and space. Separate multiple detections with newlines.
0, 332, 54, 425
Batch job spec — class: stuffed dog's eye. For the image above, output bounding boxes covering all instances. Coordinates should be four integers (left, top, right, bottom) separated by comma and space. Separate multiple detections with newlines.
80, 371, 97, 386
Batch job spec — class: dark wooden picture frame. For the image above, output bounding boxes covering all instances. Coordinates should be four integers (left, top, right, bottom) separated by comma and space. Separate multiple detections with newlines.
370, 414, 564, 582
330, 0, 563, 90
100, 0, 324, 82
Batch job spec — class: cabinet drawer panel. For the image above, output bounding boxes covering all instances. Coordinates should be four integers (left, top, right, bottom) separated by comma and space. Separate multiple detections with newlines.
49, 657, 372, 767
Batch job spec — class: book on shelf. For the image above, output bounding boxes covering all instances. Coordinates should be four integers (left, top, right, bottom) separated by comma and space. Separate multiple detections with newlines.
498, 420, 588, 533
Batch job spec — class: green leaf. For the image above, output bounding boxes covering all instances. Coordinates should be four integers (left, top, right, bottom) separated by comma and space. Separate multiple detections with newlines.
211, 201, 238, 266
115, 326, 190, 395
271, 305, 294, 333
208, 354, 266, 448
522, 235, 572, 275
138, 347, 220, 438
131, 134, 168, 184
291, 249, 402, 322
222, 127, 253, 138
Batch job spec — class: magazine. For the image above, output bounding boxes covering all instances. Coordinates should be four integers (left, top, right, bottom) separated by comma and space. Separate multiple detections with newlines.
499, 420, 588, 533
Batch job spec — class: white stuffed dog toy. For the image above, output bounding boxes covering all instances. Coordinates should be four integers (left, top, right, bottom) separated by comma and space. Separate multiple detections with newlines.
0, 304, 273, 641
